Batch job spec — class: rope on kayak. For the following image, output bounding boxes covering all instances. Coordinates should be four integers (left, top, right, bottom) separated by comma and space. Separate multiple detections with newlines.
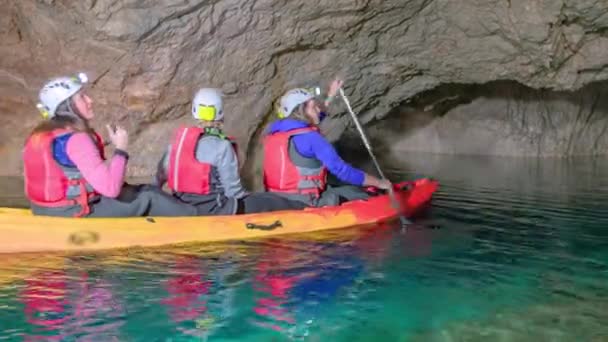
246, 220, 283, 231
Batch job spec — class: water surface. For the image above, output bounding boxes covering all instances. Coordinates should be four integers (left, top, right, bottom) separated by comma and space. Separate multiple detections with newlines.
0, 154, 607, 341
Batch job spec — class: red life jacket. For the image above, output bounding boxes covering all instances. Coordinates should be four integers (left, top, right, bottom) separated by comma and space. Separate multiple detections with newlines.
167, 126, 238, 195
23, 128, 105, 217
262, 126, 328, 196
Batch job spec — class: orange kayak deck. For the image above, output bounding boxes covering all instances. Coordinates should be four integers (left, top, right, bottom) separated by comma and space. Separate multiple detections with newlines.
0, 178, 438, 254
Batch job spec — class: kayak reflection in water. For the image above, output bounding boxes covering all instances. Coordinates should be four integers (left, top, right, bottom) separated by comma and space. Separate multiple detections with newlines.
20, 270, 69, 341
353, 220, 435, 264
251, 244, 302, 333
161, 255, 212, 338
20, 268, 125, 341
251, 239, 363, 339
64, 271, 125, 341
160, 253, 242, 339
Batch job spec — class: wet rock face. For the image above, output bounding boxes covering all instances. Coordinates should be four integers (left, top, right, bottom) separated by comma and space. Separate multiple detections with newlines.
364, 81, 608, 158
1, 0, 607, 177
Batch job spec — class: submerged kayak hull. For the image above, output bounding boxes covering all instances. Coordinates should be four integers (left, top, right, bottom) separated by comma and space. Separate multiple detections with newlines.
0, 178, 438, 254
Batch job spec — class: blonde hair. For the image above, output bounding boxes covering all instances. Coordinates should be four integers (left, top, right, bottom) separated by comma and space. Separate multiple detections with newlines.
289, 102, 313, 124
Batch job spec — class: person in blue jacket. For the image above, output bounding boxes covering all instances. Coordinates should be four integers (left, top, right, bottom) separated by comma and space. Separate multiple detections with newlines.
262, 79, 391, 207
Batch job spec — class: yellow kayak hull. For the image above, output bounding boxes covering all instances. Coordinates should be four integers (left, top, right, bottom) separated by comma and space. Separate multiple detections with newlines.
0, 179, 438, 254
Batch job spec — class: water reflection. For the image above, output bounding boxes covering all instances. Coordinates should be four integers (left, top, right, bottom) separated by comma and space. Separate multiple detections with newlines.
251, 241, 307, 334
21, 270, 69, 341
162, 255, 211, 337
5, 216, 553, 341
66, 272, 124, 341
1, 155, 607, 340
249, 235, 401, 339
20, 265, 125, 341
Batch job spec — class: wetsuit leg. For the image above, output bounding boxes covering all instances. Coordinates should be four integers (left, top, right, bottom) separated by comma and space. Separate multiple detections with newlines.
30, 204, 82, 217
313, 191, 342, 207
324, 185, 370, 202
88, 185, 197, 217
30, 184, 196, 217
174, 192, 237, 216
238, 192, 308, 214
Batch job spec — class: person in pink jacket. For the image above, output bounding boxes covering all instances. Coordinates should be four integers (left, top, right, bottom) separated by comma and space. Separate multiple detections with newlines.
23, 72, 197, 217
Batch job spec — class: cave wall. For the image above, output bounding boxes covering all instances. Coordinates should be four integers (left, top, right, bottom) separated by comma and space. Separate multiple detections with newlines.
366, 81, 608, 158
1, 0, 607, 181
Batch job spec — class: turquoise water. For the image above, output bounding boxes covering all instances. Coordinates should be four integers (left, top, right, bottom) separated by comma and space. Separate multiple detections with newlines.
0, 154, 607, 341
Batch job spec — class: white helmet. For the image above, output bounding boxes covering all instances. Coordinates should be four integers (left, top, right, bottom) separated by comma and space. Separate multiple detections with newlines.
277, 87, 321, 118
192, 88, 224, 122
37, 72, 88, 119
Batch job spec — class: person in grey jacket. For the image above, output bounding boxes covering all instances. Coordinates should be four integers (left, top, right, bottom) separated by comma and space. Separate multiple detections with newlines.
156, 88, 306, 215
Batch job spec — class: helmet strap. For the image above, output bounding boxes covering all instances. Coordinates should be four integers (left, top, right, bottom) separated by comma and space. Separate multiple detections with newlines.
203, 126, 226, 139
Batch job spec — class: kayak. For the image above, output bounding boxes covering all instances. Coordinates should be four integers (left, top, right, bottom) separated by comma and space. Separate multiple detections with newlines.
0, 178, 438, 254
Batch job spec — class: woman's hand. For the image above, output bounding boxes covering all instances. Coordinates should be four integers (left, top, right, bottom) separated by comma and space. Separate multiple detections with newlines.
364, 174, 392, 190
106, 124, 129, 151
376, 178, 393, 190
327, 78, 344, 98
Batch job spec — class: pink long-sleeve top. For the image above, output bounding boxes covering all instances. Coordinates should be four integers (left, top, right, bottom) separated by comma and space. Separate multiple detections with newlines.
65, 132, 127, 198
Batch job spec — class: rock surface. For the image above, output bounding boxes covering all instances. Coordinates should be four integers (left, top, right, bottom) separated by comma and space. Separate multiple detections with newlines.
1, 0, 608, 184
361, 80, 608, 158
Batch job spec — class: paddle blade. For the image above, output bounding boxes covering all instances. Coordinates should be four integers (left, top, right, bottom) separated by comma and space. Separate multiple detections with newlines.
386, 187, 411, 227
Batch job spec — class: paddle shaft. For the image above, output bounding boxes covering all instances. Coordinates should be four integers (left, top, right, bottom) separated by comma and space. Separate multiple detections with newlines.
338, 88, 410, 226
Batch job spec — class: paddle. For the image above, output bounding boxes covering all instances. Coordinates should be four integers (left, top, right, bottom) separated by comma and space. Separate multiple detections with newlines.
337, 88, 411, 227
